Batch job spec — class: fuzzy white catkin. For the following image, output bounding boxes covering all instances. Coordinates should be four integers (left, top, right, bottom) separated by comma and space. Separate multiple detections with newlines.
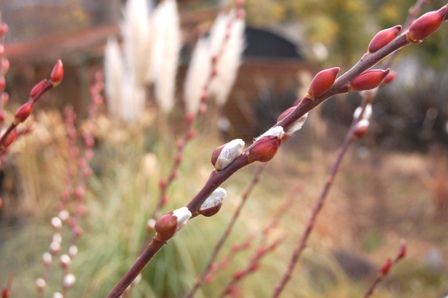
121, 0, 151, 86
149, 0, 181, 113
120, 75, 145, 122
183, 38, 211, 115
104, 38, 124, 118
211, 15, 245, 106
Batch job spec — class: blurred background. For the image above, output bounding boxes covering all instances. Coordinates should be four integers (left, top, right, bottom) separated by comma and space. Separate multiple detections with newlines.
0, 0, 447, 297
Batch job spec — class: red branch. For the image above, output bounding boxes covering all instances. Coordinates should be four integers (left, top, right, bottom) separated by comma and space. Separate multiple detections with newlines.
107, 5, 448, 298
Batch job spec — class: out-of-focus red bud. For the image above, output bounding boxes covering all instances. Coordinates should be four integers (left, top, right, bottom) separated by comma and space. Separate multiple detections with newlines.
3, 129, 17, 148
368, 25, 402, 53
187, 128, 197, 140
1, 59, 9, 75
0, 77, 5, 92
353, 119, 370, 138
350, 69, 390, 91
397, 243, 407, 260
379, 258, 393, 277
407, 5, 448, 43
0, 45, 4, 57
307, 67, 340, 99
155, 213, 177, 242
1, 93, 9, 105
50, 59, 64, 86
0, 23, 8, 37
14, 101, 33, 123
2, 287, 9, 298
383, 70, 396, 85
29, 80, 51, 102
248, 137, 281, 163
0, 111, 5, 123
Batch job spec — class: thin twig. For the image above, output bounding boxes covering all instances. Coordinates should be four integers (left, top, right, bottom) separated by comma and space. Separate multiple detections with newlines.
185, 164, 265, 298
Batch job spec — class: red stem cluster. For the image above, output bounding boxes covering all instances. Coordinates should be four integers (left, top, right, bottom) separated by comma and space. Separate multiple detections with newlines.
363, 242, 407, 298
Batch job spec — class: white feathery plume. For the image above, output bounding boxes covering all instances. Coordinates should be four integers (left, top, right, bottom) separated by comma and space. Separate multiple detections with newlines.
213, 16, 245, 106
183, 37, 211, 115
121, 0, 151, 86
104, 38, 124, 118
209, 11, 245, 106
120, 75, 146, 122
149, 0, 181, 113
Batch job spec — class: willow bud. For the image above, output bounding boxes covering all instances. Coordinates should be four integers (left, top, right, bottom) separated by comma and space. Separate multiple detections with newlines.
350, 69, 390, 91
368, 25, 401, 53
14, 101, 33, 124
211, 139, 245, 170
199, 188, 227, 217
407, 5, 448, 43
50, 59, 64, 86
307, 67, 340, 99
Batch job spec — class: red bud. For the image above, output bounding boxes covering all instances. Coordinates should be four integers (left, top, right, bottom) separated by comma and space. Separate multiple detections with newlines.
1, 59, 9, 75
353, 119, 369, 138
308, 67, 340, 99
382, 70, 396, 85
199, 204, 222, 217
0, 23, 8, 37
155, 213, 177, 242
0, 45, 4, 57
397, 243, 407, 260
0, 111, 5, 123
50, 59, 64, 86
14, 101, 33, 123
0, 77, 5, 92
211, 144, 224, 168
407, 5, 448, 43
368, 25, 401, 53
350, 69, 390, 91
379, 258, 393, 277
248, 137, 281, 163
2, 288, 9, 298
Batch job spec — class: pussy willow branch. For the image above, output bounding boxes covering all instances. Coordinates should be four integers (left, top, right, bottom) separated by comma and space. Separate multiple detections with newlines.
185, 164, 265, 298
272, 101, 369, 298
108, 10, 447, 298
149, 2, 246, 221
363, 242, 407, 298
384, 0, 428, 68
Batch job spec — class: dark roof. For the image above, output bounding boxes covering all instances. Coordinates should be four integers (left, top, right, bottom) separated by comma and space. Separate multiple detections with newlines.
243, 26, 305, 61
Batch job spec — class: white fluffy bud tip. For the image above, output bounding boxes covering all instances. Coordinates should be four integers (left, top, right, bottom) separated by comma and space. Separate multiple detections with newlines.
255, 126, 285, 141
42, 252, 52, 265
58, 209, 70, 221
49, 241, 61, 254
51, 217, 62, 229
286, 113, 308, 135
35, 278, 47, 290
68, 245, 78, 257
353, 104, 372, 121
63, 273, 76, 288
172, 207, 192, 231
53, 292, 64, 298
147, 218, 156, 230
215, 139, 245, 170
60, 254, 71, 267
199, 188, 227, 216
